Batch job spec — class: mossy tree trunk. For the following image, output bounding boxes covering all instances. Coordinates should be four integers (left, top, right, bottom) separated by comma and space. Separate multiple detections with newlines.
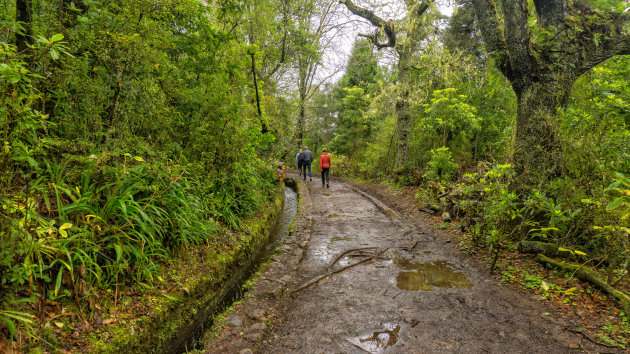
472, 0, 630, 184
339, 0, 431, 173
394, 33, 414, 173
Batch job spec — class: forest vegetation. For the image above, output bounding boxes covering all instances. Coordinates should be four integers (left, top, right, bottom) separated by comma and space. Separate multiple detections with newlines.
1, 0, 630, 350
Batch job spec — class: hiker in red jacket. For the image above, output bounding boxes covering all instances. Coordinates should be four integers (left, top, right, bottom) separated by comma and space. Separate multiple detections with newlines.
320, 147, 331, 188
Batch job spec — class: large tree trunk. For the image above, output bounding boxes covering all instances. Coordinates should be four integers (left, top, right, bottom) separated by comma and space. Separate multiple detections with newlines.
394, 49, 413, 172
296, 96, 305, 149
339, 0, 431, 175
15, 0, 33, 53
512, 81, 571, 183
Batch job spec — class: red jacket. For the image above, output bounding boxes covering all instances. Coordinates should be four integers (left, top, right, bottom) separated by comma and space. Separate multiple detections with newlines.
320, 153, 331, 170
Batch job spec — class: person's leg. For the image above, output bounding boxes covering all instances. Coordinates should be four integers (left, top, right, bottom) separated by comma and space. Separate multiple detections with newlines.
321, 169, 325, 186
324, 168, 329, 187
303, 163, 306, 180
308, 163, 312, 180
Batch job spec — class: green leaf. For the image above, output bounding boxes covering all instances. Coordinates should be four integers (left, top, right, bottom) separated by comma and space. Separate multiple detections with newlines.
55, 268, 63, 297
51, 33, 64, 42
160, 292, 183, 303
605, 180, 621, 191
0, 317, 16, 337
607, 197, 628, 211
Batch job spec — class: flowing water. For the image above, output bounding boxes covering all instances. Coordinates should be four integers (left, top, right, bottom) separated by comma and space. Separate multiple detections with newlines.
172, 185, 298, 353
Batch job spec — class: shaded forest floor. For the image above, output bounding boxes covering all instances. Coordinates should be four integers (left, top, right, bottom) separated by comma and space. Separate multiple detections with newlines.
205, 174, 630, 353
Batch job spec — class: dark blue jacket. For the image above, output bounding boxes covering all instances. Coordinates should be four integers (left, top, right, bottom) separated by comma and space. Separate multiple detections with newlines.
299, 149, 313, 163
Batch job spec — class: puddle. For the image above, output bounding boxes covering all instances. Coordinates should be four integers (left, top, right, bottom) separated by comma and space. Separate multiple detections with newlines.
348, 323, 400, 352
394, 259, 472, 291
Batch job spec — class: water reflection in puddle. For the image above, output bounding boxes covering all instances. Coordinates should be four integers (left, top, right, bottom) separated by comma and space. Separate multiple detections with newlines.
394, 259, 472, 290
348, 323, 400, 352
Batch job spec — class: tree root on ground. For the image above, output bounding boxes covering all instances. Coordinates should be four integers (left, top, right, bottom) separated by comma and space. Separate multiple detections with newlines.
518, 241, 563, 258
294, 248, 388, 293
565, 326, 620, 349
536, 254, 630, 315
328, 247, 378, 271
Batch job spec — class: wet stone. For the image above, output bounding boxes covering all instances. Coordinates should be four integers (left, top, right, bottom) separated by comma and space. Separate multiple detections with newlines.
250, 309, 267, 320
244, 330, 264, 342
226, 314, 244, 327
273, 287, 284, 299
249, 322, 267, 331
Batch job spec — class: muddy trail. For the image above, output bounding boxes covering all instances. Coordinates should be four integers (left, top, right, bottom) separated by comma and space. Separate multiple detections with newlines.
205, 175, 613, 353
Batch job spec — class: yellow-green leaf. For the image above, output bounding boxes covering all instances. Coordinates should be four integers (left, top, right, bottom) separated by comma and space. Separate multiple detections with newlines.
564, 287, 578, 295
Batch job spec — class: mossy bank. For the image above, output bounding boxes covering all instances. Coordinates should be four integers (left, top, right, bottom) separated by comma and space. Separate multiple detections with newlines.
89, 182, 287, 353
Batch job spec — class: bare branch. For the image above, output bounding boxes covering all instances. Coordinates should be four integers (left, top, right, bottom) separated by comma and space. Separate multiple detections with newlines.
339, 0, 396, 48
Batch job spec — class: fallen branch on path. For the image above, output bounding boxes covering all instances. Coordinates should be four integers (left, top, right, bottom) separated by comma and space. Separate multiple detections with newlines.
294, 248, 388, 293
536, 254, 630, 315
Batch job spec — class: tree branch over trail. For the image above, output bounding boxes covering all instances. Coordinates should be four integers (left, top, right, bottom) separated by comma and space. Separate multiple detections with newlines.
339, 0, 396, 48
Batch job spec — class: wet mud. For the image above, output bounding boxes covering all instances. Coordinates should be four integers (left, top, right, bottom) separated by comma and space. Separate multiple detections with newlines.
205, 175, 617, 353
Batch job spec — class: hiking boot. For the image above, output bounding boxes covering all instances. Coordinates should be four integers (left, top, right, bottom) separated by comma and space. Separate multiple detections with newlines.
327, 184, 329, 188
310, 178, 312, 181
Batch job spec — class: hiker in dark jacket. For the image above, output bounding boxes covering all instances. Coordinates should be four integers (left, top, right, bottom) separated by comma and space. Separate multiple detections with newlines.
300, 146, 313, 181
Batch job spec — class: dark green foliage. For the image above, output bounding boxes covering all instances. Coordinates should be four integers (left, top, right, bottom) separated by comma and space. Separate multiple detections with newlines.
0, 0, 281, 328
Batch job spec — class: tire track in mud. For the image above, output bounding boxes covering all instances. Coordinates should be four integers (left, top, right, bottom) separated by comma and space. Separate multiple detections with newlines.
257, 177, 611, 353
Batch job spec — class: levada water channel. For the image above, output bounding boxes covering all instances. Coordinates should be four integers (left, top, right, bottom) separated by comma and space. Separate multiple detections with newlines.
173, 183, 298, 353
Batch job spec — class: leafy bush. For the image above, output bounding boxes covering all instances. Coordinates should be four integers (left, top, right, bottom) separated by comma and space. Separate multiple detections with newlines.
425, 147, 458, 182
458, 164, 520, 249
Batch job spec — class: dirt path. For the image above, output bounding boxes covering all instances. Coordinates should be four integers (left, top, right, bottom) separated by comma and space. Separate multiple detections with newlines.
205, 175, 614, 353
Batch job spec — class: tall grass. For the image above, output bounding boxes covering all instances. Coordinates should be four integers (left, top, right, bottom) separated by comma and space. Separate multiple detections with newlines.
0, 155, 223, 300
